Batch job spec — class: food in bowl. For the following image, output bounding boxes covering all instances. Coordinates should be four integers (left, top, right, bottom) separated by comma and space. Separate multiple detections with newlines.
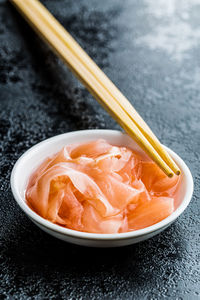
26, 139, 180, 234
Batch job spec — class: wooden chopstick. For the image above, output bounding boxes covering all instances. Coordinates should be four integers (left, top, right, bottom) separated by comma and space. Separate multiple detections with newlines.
10, 0, 180, 177
22, 0, 180, 176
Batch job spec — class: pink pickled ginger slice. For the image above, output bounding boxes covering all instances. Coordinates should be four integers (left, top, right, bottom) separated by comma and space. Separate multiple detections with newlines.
26, 139, 180, 234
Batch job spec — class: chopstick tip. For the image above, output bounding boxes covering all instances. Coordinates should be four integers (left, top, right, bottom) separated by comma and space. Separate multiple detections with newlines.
176, 170, 181, 176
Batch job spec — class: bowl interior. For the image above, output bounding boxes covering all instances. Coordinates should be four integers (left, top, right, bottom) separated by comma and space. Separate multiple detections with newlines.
11, 130, 193, 239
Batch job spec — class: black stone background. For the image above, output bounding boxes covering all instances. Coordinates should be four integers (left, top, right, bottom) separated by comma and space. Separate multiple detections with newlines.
0, 0, 200, 299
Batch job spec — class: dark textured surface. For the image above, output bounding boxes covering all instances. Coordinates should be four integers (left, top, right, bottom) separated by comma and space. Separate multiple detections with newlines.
0, 0, 200, 299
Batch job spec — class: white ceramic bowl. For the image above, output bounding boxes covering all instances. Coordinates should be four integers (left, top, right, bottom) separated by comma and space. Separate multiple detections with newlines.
10, 130, 193, 247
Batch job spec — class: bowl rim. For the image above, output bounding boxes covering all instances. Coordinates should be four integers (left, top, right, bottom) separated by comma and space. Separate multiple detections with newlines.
10, 129, 194, 241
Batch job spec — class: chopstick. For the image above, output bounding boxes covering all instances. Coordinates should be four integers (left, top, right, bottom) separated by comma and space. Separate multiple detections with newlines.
10, 0, 180, 177
22, 0, 181, 177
